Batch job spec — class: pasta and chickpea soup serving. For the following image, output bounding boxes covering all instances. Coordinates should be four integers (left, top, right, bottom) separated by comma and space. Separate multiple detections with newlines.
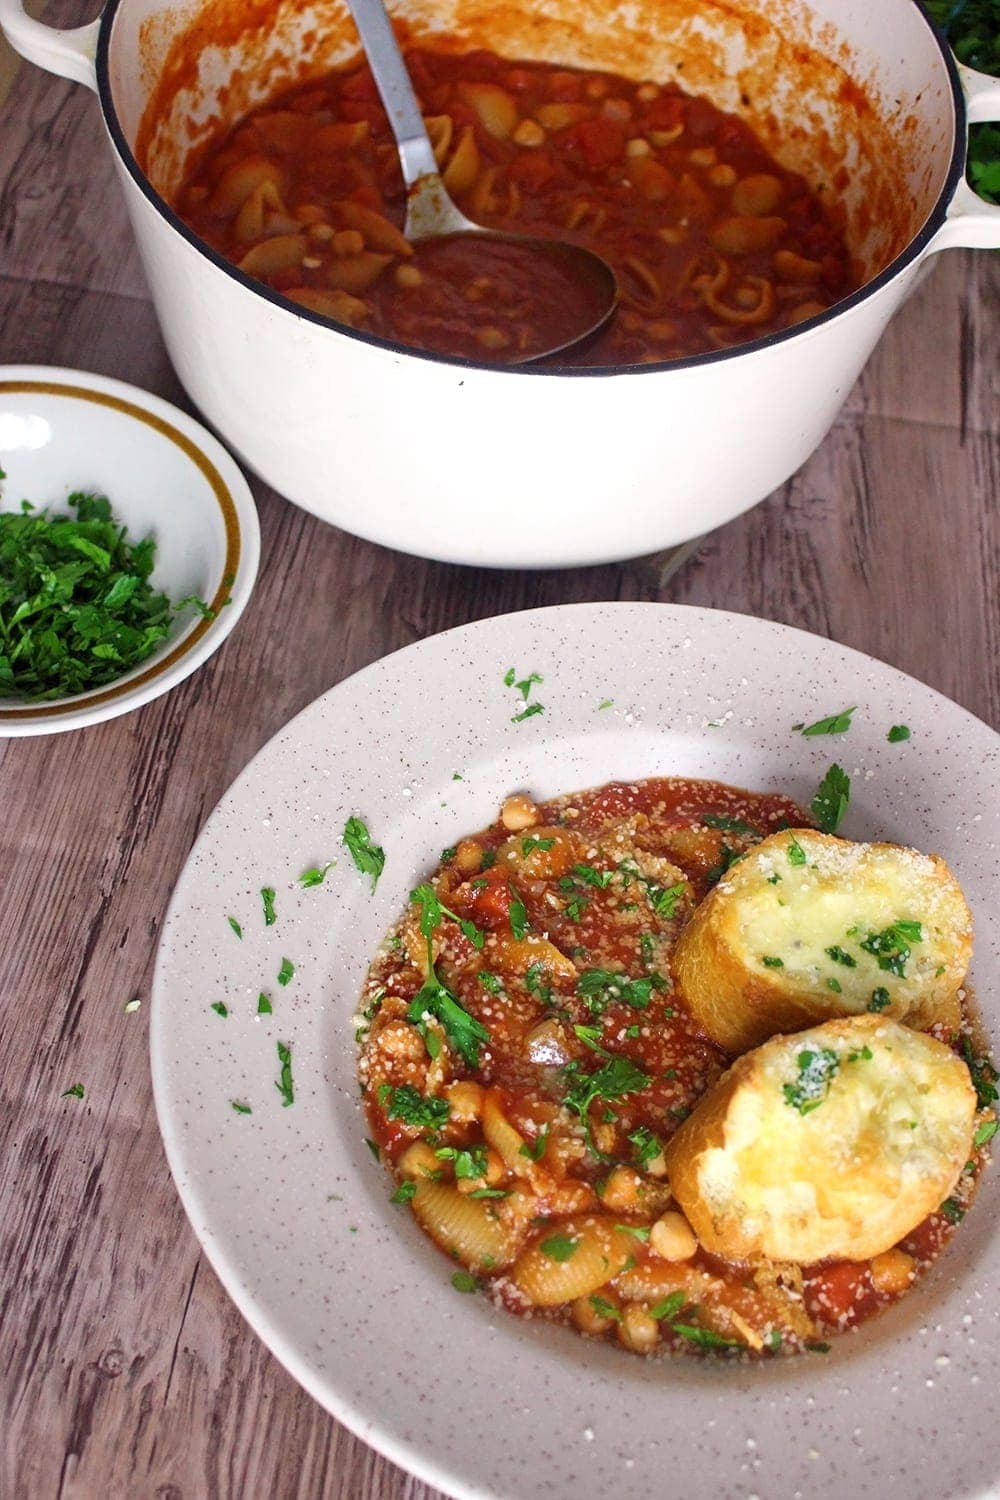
177, 46, 856, 365
356, 774, 995, 1359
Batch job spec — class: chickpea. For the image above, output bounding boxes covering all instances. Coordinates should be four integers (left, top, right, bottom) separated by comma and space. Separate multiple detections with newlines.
688, 146, 717, 167
476, 326, 510, 350
332, 228, 365, 256
585, 77, 610, 99
636, 82, 659, 102
375, 1020, 425, 1061
454, 839, 484, 875
708, 163, 737, 188
599, 1165, 644, 1212
618, 1303, 660, 1354
501, 793, 539, 831
398, 1141, 439, 1178
572, 1291, 621, 1334
308, 221, 334, 243
601, 97, 632, 121
444, 1079, 484, 1121
626, 137, 652, 157
870, 1248, 916, 1296
301, 255, 322, 270
394, 263, 423, 288
513, 119, 546, 148
649, 1210, 698, 1261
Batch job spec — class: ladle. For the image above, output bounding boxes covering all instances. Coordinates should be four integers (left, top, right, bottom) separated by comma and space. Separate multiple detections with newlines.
344, 0, 619, 363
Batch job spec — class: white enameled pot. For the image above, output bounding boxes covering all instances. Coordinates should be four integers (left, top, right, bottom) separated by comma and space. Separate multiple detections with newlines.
3, 0, 998, 568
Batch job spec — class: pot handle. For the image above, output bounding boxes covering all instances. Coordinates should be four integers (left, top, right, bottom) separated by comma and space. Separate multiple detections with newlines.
928, 63, 1000, 252
0, 0, 100, 90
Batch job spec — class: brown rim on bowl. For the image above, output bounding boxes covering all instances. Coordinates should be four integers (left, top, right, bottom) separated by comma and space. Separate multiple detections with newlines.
0, 379, 242, 720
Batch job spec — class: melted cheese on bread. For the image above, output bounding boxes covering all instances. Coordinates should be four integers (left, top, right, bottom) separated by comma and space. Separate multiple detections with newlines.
664, 1014, 976, 1264
672, 829, 971, 1053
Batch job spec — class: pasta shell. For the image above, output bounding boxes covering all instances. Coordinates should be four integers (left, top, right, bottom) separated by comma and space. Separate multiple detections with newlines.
411, 1179, 519, 1269
511, 1216, 637, 1307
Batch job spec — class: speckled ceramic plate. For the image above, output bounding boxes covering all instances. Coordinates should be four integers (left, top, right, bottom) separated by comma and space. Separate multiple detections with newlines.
151, 603, 1000, 1500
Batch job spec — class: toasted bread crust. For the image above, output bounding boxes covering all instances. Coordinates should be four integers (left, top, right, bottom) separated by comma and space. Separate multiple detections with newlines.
672, 829, 971, 1053
664, 1015, 977, 1263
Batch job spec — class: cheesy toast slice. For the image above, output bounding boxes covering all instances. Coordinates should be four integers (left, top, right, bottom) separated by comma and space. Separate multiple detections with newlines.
672, 829, 971, 1053
663, 1014, 976, 1263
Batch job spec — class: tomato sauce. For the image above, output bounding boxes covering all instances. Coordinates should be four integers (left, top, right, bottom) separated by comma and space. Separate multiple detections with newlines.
357, 776, 992, 1358
176, 46, 857, 365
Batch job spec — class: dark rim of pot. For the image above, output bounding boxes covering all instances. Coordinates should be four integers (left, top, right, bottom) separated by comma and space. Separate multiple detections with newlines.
95, 0, 968, 379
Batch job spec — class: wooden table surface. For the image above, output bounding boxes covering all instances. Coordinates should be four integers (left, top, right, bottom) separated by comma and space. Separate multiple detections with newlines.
1, 10, 998, 1495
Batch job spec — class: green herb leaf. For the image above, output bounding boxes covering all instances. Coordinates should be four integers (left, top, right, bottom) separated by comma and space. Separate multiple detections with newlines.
786, 838, 807, 866
961, 1038, 999, 1110
275, 1041, 294, 1106
539, 1232, 578, 1262
231, 1100, 252, 1114
671, 1323, 740, 1349
391, 1180, 418, 1204
811, 764, 850, 834
939, 1196, 965, 1224
887, 724, 911, 743
628, 1125, 662, 1168
407, 975, 489, 1069
509, 891, 529, 940
343, 816, 385, 891
702, 813, 760, 834
227, 916, 243, 939
868, 987, 891, 1012
0, 491, 210, 701
760, 955, 784, 969
570, 863, 614, 889
257, 992, 273, 1015
61, 1083, 85, 1099
277, 957, 295, 987
451, 1270, 479, 1293
382, 1083, 450, 1130
564, 1056, 651, 1155
799, 707, 856, 737
589, 1294, 623, 1320
519, 1126, 549, 1162
261, 886, 277, 926
512, 703, 544, 724
211, 1001, 228, 1017
782, 1048, 840, 1114
860, 921, 923, 978
975, 1119, 999, 1147
478, 970, 503, 995
649, 1291, 688, 1322
577, 968, 659, 1013
825, 945, 857, 968
298, 862, 335, 887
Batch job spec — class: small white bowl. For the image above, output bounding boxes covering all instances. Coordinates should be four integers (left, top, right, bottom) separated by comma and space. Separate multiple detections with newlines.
0, 366, 260, 736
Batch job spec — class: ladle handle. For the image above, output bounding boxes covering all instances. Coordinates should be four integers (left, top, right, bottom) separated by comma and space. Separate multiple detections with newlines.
342, 0, 438, 189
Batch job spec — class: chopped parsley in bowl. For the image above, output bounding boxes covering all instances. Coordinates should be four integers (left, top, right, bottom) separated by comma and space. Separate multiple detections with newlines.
0, 486, 211, 701
0, 365, 259, 735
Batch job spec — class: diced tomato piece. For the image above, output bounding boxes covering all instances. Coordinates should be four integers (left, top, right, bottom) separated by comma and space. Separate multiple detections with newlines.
645, 93, 685, 130
503, 68, 535, 93
462, 867, 515, 931
341, 69, 379, 101
509, 152, 559, 191
805, 1261, 876, 1323
572, 116, 626, 170
548, 69, 584, 102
